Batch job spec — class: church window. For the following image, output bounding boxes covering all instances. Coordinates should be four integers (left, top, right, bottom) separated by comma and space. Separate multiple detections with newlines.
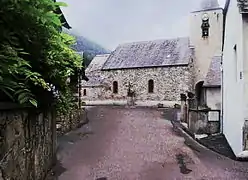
148, 79, 154, 93
83, 89, 87, 96
113, 81, 118, 94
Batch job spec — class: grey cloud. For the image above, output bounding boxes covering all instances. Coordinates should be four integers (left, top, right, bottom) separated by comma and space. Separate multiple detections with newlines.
61, 0, 224, 50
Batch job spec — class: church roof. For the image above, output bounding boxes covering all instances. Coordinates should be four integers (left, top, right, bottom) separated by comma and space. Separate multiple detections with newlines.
201, 0, 220, 10
102, 37, 192, 70
86, 54, 110, 73
203, 56, 221, 87
81, 75, 105, 87
192, 0, 221, 12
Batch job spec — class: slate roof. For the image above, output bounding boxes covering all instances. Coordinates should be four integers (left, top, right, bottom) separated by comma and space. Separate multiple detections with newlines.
81, 75, 105, 87
200, 0, 219, 10
102, 37, 192, 70
203, 56, 221, 87
192, 0, 221, 12
86, 54, 110, 73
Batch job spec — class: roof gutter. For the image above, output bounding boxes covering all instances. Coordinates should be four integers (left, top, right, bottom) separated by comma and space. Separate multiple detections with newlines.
54, 0, 71, 29
202, 85, 221, 88
101, 63, 189, 71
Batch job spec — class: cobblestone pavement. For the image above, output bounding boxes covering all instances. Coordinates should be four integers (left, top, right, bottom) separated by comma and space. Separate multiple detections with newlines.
54, 107, 248, 180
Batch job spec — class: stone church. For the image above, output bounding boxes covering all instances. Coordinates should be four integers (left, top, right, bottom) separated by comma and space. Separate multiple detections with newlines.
81, 0, 223, 108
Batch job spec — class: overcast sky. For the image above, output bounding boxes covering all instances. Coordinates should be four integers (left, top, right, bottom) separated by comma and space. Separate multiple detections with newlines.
61, 0, 226, 50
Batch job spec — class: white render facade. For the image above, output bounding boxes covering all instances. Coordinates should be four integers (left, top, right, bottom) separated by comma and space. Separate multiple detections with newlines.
189, 5, 223, 82
222, 0, 248, 156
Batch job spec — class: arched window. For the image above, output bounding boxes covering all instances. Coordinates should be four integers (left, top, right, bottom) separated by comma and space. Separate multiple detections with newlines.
113, 81, 118, 94
148, 79, 154, 93
83, 89, 86, 96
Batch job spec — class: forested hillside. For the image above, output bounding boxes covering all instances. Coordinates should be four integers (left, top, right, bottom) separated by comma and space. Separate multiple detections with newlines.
63, 28, 110, 67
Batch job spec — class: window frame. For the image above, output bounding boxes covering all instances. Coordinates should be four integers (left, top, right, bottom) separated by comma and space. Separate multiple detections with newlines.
113, 81, 118, 94
83, 89, 87, 96
148, 79, 154, 93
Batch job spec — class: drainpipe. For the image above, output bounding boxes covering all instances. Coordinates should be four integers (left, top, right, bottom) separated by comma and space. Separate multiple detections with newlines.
220, 57, 224, 133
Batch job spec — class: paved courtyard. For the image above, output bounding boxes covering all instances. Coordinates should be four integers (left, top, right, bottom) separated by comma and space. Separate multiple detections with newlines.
54, 107, 248, 180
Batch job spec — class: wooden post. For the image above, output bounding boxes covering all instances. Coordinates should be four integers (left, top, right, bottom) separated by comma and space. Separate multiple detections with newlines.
180, 93, 187, 123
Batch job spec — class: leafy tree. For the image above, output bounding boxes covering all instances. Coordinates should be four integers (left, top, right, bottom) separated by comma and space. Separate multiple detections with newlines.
0, 0, 82, 112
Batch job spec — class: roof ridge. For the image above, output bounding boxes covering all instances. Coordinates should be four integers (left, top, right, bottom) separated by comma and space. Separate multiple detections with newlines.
117, 37, 190, 47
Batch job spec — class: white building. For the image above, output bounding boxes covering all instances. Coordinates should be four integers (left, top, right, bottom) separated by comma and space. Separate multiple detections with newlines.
222, 0, 248, 157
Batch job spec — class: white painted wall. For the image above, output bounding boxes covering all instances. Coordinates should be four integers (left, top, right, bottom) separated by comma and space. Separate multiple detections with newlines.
223, 0, 244, 155
205, 88, 221, 110
190, 8, 223, 82
242, 15, 248, 121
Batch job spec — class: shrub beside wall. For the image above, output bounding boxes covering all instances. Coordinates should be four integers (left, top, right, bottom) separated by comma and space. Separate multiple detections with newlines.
56, 108, 88, 136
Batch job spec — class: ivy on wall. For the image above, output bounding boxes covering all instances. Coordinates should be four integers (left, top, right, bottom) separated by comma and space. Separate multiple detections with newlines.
0, 0, 83, 113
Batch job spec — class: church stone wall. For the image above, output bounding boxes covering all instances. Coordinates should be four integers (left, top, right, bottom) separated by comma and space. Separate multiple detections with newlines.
81, 87, 105, 101
97, 65, 194, 101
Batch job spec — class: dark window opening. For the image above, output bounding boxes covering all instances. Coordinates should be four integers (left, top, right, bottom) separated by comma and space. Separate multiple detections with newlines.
113, 81, 118, 94
202, 28, 209, 37
202, 29, 209, 37
83, 89, 86, 96
201, 20, 210, 38
148, 79, 154, 93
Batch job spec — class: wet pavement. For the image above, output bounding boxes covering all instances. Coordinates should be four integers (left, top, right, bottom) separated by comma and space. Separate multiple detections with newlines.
52, 106, 248, 180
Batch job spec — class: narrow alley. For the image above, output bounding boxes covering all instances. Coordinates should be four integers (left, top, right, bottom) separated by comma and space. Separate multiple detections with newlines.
53, 107, 248, 180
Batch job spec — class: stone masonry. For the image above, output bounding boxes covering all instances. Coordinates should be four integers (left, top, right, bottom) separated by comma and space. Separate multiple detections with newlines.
0, 109, 56, 180
81, 37, 195, 103
0, 105, 87, 180
100, 65, 194, 101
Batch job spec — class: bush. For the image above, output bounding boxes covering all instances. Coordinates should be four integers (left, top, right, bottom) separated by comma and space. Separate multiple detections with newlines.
0, 0, 82, 113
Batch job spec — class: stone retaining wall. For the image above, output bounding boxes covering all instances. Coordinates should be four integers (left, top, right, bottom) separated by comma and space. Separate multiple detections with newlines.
0, 104, 88, 180
0, 109, 56, 180
188, 109, 220, 134
56, 108, 88, 136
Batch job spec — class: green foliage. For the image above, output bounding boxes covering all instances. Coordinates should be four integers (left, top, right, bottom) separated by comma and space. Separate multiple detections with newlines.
0, 0, 82, 111
56, 87, 77, 115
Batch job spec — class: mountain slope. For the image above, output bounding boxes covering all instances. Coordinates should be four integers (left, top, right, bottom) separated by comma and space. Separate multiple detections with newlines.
72, 35, 110, 55
63, 28, 110, 67
63, 28, 110, 55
